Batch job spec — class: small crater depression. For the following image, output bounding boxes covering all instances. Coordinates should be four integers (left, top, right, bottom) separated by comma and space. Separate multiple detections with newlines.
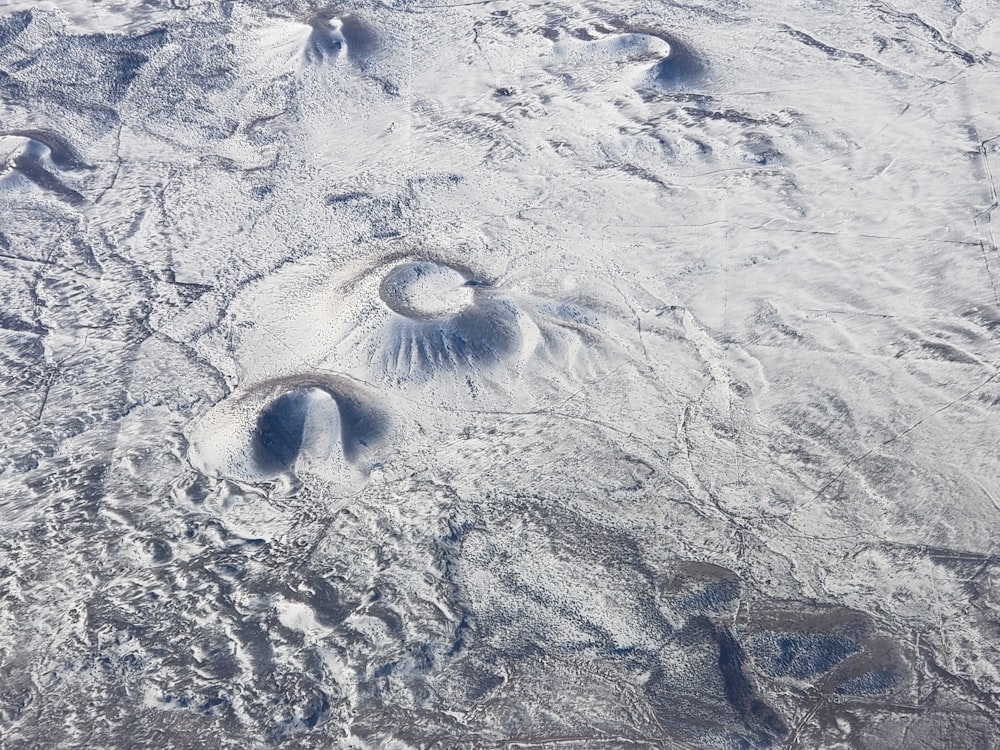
251, 382, 388, 474
253, 387, 333, 473
2, 129, 88, 170
329, 249, 610, 385
305, 16, 346, 64
646, 34, 705, 89
0, 133, 87, 204
379, 261, 476, 321
373, 258, 520, 379
304, 11, 379, 66
552, 27, 706, 92
187, 376, 389, 482
146, 538, 173, 565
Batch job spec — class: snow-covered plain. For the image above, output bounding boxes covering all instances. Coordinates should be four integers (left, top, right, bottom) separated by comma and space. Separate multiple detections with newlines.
2, 0, 1000, 747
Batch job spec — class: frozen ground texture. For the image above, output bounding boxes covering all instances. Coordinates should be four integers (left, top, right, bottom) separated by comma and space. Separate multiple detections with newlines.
1, 0, 1000, 747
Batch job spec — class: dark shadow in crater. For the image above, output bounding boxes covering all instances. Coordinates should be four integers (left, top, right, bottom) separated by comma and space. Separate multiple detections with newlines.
250, 376, 389, 474
1, 133, 90, 204
305, 11, 380, 66
11, 159, 85, 205
3, 129, 89, 170
623, 27, 706, 89
254, 389, 311, 471
650, 34, 705, 88
334, 391, 388, 461
305, 15, 345, 63
339, 16, 379, 62
6, 154, 82, 204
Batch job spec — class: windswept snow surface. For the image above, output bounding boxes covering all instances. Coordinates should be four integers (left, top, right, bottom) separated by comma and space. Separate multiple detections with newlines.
2, 0, 1000, 748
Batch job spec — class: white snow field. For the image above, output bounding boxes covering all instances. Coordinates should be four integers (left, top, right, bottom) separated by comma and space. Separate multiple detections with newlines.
1, 0, 1000, 747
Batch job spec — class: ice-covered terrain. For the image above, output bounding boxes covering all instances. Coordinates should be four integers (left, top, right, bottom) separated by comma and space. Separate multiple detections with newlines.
1, 0, 1000, 747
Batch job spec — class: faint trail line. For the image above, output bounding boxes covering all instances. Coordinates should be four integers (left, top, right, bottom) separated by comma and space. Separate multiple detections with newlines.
552, 362, 627, 410
976, 134, 1000, 207
413, 0, 502, 8
608, 279, 650, 362
747, 225, 980, 246
495, 738, 669, 748
812, 368, 1000, 501
804, 308, 896, 319
782, 697, 826, 750
34, 376, 55, 423
971, 130, 1000, 310
1, 392, 39, 422
972, 476, 1000, 514
454, 404, 642, 443
441, 403, 681, 486
89, 0, 107, 33
978, 238, 1000, 310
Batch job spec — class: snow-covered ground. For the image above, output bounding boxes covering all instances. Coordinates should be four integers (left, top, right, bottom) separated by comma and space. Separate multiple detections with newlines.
2, 1, 1000, 747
